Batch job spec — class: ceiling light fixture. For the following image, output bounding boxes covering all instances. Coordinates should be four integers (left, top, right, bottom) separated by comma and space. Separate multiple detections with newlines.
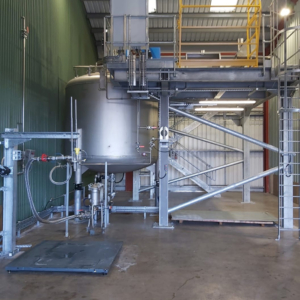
198, 100, 256, 105
210, 0, 238, 12
280, 7, 291, 17
195, 107, 244, 112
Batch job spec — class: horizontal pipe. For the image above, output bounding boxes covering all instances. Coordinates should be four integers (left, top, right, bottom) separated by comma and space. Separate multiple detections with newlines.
170, 129, 243, 153
139, 160, 244, 193
168, 167, 280, 213
169, 107, 279, 153
110, 206, 158, 214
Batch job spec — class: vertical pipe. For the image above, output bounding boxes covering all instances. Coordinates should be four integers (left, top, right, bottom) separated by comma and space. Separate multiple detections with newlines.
139, 52, 146, 87
262, 14, 266, 75
70, 97, 73, 158
173, 15, 176, 74
104, 162, 108, 227
129, 54, 136, 87
74, 129, 82, 218
75, 99, 78, 133
21, 17, 26, 133
65, 165, 69, 238
123, 15, 127, 53
178, 0, 182, 67
104, 17, 107, 57
2, 135, 17, 256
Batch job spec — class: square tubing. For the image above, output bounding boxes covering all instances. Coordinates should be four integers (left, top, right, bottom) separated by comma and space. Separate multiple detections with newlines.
65, 164, 70, 238
242, 111, 251, 203
156, 90, 173, 228
2, 141, 18, 256
104, 162, 109, 227
132, 170, 140, 201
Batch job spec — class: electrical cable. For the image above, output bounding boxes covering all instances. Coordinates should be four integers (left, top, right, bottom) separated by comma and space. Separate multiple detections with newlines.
115, 173, 125, 183
25, 159, 78, 224
49, 162, 72, 185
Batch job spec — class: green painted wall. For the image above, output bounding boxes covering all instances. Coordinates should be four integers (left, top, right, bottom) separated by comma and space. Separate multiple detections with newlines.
0, 0, 97, 221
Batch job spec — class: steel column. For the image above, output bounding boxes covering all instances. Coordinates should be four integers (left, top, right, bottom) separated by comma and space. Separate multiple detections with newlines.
2, 137, 18, 256
280, 16, 294, 230
132, 170, 140, 201
242, 111, 251, 203
155, 89, 173, 228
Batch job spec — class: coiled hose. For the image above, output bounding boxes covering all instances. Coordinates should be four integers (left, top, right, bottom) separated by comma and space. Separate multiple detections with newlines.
49, 162, 72, 185
25, 158, 78, 224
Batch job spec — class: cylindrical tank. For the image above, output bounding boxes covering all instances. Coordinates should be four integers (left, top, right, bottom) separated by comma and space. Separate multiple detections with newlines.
66, 73, 158, 173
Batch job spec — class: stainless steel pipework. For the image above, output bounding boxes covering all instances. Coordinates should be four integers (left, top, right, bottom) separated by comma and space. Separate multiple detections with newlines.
129, 53, 136, 87
139, 52, 146, 87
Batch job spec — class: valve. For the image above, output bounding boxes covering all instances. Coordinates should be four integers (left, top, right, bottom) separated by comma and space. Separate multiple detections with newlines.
41, 154, 48, 162
0, 165, 11, 177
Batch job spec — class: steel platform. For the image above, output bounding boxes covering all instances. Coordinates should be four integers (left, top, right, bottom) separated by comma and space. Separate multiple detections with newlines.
5, 240, 123, 274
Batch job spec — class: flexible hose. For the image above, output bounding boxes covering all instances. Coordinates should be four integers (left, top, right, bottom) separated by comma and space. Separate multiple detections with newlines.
49, 162, 72, 185
25, 159, 78, 224
115, 173, 125, 184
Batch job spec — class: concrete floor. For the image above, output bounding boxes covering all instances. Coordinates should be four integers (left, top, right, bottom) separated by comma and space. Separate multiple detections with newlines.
1, 191, 300, 300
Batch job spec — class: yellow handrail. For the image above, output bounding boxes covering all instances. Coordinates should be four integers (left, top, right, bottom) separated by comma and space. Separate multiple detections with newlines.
177, 0, 262, 68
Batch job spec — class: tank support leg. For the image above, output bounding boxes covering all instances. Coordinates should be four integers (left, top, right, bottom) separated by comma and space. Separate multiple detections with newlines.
132, 170, 140, 201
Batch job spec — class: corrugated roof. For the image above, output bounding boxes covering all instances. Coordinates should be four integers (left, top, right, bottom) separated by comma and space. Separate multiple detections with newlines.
81, 0, 279, 57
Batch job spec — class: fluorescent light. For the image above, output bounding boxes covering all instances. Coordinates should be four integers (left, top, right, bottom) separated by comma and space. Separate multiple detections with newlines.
198, 100, 256, 105
210, 0, 238, 12
149, 0, 156, 13
280, 8, 291, 17
195, 107, 244, 112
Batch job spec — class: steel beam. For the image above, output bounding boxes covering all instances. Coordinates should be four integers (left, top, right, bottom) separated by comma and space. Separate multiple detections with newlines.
87, 13, 260, 19
168, 167, 280, 213
1, 132, 79, 140
169, 107, 279, 153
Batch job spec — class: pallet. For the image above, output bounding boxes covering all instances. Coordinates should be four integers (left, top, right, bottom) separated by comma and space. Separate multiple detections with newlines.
172, 210, 276, 226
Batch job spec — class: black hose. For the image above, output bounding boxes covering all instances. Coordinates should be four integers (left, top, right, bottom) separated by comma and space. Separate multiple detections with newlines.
115, 173, 125, 183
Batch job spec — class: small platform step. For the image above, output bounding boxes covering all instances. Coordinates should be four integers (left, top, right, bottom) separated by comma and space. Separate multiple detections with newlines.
172, 210, 276, 225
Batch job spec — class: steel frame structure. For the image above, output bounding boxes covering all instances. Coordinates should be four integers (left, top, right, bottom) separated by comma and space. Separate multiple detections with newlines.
177, 0, 262, 68
0, 131, 79, 257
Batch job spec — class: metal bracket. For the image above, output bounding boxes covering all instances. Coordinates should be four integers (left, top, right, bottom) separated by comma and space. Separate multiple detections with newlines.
159, 127, 169, 142
4, 138, 31, 148
13, 150, 22, 161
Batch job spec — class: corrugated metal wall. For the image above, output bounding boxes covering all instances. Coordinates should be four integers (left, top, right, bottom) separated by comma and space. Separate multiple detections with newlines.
0, 0, 97, 221
139, 115, 264, 190
269, 1, 300, 170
